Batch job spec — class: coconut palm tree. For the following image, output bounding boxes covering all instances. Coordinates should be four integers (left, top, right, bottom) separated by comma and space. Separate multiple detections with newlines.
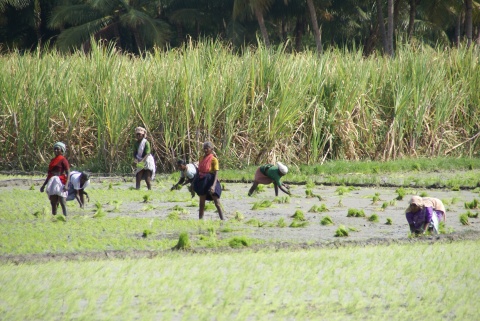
233, 0, 273, 47
48, 0, 170, 53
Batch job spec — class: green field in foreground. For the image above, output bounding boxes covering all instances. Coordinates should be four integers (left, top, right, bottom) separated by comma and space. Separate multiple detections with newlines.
1, 241, 479, 320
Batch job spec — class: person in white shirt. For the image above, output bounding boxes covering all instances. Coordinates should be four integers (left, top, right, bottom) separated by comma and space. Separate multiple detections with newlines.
171, 159, 198, 198
67, 171, 90, 208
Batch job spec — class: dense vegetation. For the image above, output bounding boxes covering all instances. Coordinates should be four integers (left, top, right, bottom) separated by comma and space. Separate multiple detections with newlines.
1, 42, 479, 172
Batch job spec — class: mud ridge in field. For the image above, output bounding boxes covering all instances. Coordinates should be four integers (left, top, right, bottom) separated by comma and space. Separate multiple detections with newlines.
2, 230, 479, 265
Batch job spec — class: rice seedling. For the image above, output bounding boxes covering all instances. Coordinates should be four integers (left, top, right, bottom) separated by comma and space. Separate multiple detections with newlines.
187, 199, 199, 207
276, 218, 287, 227
347, 208, 365, 217
309, 204, 329, 213
142, 229, 153, 238
245, 219, 266, 227
306, 180, 315, 189
335, 186, 354, 195
419, 191, 428, 197
92, 208, 106, 218
468, 211, 479, 218
29, 184, 35, 190
143, 194, 152, 203
95, 201, 102, 210
54, 214, 67, 222
233, 211, 244, 221
464, 198, 479, 209
389, 199, 396, 206
368, 214, 379, 223
173, 232, 191, 250
167, 211, 181, 220
386, 218, 393, 225
228, 236, 250, 248
142, 204, 156, 211
395, 187, 406, 200
204, 202, 216, 211
305, 189, 315, 198
348, 226, 359, 232
255, 185, 266, 193
291, 210, 306, 221
251, 200, 272, 210
289, 220, 309, 228
111, 200, 122, 212
459, 214, 470, 225
451, 185, 460, 191
273, 196, 290, 204
381, 202, 389, 210
220, 226, 233, 233
320, 216, 334, 226
371, 192, 381, 204
334, 225, 349, 237
171, 205, 189, 214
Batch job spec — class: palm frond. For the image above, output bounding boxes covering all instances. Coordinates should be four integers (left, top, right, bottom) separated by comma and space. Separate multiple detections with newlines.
55, 16, 112, 51
0, 0, 29, 12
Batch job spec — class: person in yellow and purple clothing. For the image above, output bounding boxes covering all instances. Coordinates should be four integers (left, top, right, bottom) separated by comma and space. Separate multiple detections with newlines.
133, 127, 155, 190
192, 142, 224, 220
405, 196, 446, 235
248, 162, 291, 197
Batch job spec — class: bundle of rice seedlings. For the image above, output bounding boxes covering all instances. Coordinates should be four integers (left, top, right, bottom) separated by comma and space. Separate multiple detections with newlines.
143, 194, 152, 203
372, 193, 381, 204
306, 181, 315, 189
460, 214, 470, 225
252, 200, 272, 210
305, 189, 315, 198
395, 188, 405, 200
273, 196, 290, 204
386, 218, 393, 225
233, 211, 245, 221
55, 214, 67, 222
276, 217, 287, 227
93, 209, 106, 218
320, 216, 334, 225
309, 204, 329, 213
173, 232, 191, 250
420, 191, 428, 197
347, 208, 365, 217
348, 226, 359, 232
204, 202, 216, 211
171, 205, 188, 214
245, 218, 265, 227
289, 220, 309, 228
368, 213, 379, 222
291, 210, 305, 221
229, 236, 250, 248
464, 199, 479, 209
142, 229, 153, 238
335, 225, 349, 237
167, 211, 181, 220
467, 211, 479, 218
381, 202, 389, 210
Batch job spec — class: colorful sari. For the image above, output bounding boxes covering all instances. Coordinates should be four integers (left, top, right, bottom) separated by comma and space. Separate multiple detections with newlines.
193, 154, 221, 200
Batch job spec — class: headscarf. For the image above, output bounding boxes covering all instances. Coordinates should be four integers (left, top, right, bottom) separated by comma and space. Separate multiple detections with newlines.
203, 141, 214, 149
135, 127, 147, 137
277, 162, 288, 175
406, 196, 424, 213
53, 142, 66, 153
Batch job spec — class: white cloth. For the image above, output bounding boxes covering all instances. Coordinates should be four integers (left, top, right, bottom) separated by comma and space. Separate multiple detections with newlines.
181, 163, 198, 179
46, 176, 68, 198
277, 162, 288, 174
135, 138, 147, 161
69, 171, 90, 190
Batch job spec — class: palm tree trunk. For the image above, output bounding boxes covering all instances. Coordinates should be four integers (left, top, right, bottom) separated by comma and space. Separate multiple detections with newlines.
306, 0, 322, 54
465, 0, 473, 47
294, 15, 304, 52
254, 6, 270, 47
455, 12, 462, 46
376, 0, 388, 54
407, 0, 416, 41
387, 0, 394, 56
34, 0, 42, 47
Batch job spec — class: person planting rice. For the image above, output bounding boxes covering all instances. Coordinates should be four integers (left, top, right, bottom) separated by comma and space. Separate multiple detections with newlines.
67, 171, 90, 208
405, 196, 446, 235
40, 142, 70, 217
133, 127, 156, 190
171, 159, 198, 198
193, 141, 224, 220
248, 162, 291, 197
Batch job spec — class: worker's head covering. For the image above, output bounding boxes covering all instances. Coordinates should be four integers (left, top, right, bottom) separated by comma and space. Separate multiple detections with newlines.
406, 196, 424, 212
277, 162, 288, 175
53, 142, 66, 153
135, 127, 147, 137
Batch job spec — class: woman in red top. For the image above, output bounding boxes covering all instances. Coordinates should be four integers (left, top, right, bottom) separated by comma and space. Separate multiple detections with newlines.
40, 142, 70, 216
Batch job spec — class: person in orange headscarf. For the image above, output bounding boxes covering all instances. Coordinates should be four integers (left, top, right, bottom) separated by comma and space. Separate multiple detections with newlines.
40, 142, 70, 216
405, 196, 446, 235
192, 141, 224, 220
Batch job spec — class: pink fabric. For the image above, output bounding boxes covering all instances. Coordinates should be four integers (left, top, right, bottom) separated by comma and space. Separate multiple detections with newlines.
254, 168, 273, 185
198, 153, 214, 179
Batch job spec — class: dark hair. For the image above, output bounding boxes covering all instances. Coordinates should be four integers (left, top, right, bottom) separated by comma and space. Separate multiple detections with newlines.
176, 159, 186, 166
80, 172, 90, 180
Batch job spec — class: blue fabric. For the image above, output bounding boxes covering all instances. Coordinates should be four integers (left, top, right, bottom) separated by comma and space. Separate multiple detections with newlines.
193, 173, 222, 200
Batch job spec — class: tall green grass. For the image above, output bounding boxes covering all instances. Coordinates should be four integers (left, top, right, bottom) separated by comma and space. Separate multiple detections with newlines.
1, 41, 479, 172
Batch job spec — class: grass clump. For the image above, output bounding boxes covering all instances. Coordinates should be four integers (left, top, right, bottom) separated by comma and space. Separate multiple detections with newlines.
276, 218, 287, 228
336, 186, 354, 195
252, 200, 272, 210
233, 211, 245, 221
245, 219, 266, 227
464, 199, 479, 209
305, 189, 315, 198
347, 208, 365, 217
273, 196, 290, 204
167, 211, 182, 220
173, 232, 191, 250
93, 209, 106, 218
291, 210, 306, 221
309, 204, 329, 213
466, 211, 479, 218
381, 202, 389, 210
459, 214, 470, 225
395, 188, 406, 200
142, 229, 153, 238
289, 220, 309, 228
334, 225, 349, 237
54, 214, 67, 222
171, 205, 189, 214
320, 216, 334, 226
372, 193, 381, 204
386, 218, 393, 225
228, 237, 250, 248
204, 202, 216, 211
143, 194, 152, 203
368, 214, 379, 223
